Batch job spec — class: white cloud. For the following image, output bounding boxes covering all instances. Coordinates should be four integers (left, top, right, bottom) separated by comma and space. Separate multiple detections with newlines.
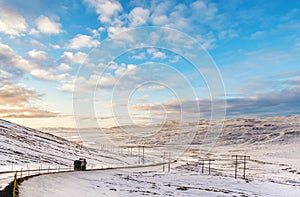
128, 7, 150, 27
49, 43, 61, 49
0, 2, 27, 36
28, 50, 49, 60
152, 51, 167, 59
191, 0, 218, 22
60, 63, 138, 93
84, 0, 122, 23
29, 28, 39, 35
67, 34, 100, 49
57, 63, 71, 71
149, 0, 220, 35
61, 51, 88, 65
0, 43, 69, 81
146, 48, 167, 59
132, 52, 146, 60
35, 15, 62, 35
107, 26, 134, 42
115, 64, 137, 77
60, 73, 116, 93
151, 15, 169, 25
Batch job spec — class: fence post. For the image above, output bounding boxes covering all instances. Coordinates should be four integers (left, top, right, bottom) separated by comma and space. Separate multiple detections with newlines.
234, 155, 238, 179
12, 171, 17, 197
142, 146, 145, 164
163, 152, 165, 172
168, 152, 171, 172
209, 160, 211, 175
138, 146, 141, 164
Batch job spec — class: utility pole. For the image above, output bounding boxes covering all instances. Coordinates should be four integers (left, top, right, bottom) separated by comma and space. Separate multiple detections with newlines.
243, 155, 250, 179
232, 155, 250, 179
200, 159, 214, 174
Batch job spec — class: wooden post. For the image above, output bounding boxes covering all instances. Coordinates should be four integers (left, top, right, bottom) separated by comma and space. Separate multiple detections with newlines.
163, 152, 165, 172
142, 146, 145, 164
168, 152, 171, 172
209, 160, 211, 175
138, 146, 141, 164
234, 155, 238, 179
20, 168, 23, 178
12, 172, 17, 197
202, 160, 204, 174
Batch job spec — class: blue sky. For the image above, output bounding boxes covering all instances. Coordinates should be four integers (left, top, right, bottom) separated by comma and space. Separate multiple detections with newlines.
0, 0, 299, 128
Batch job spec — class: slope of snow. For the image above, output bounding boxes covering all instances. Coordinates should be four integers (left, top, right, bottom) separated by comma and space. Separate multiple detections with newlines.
20, 169, 300, 197
0, 119, 146, 189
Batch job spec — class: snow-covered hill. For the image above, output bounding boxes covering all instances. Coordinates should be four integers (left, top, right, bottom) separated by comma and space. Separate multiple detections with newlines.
0, 119, 144, 178
102, 115, 300, 146
0, 119, 132, 168
0, 119, 147, 190
0, 119, 89, 167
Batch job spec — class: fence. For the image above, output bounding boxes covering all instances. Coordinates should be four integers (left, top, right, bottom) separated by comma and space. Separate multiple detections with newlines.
0, 166, 73, 197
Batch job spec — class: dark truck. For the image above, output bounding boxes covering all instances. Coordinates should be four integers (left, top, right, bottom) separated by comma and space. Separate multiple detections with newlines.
74, 158, 87, 171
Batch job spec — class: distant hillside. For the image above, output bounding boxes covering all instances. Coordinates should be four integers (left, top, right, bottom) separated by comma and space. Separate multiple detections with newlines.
89, 115, 300, 146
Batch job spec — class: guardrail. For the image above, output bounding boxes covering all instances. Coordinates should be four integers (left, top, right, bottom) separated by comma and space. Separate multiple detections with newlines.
0, 161, 177, 197
0, 166, 73, 197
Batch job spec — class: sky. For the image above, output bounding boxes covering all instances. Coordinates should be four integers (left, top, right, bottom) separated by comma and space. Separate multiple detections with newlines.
0, 0, 300, 129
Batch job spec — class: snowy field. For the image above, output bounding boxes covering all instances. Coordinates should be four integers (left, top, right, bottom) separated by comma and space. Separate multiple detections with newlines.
1, 115, 300, 196
20, 168, 300, 197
